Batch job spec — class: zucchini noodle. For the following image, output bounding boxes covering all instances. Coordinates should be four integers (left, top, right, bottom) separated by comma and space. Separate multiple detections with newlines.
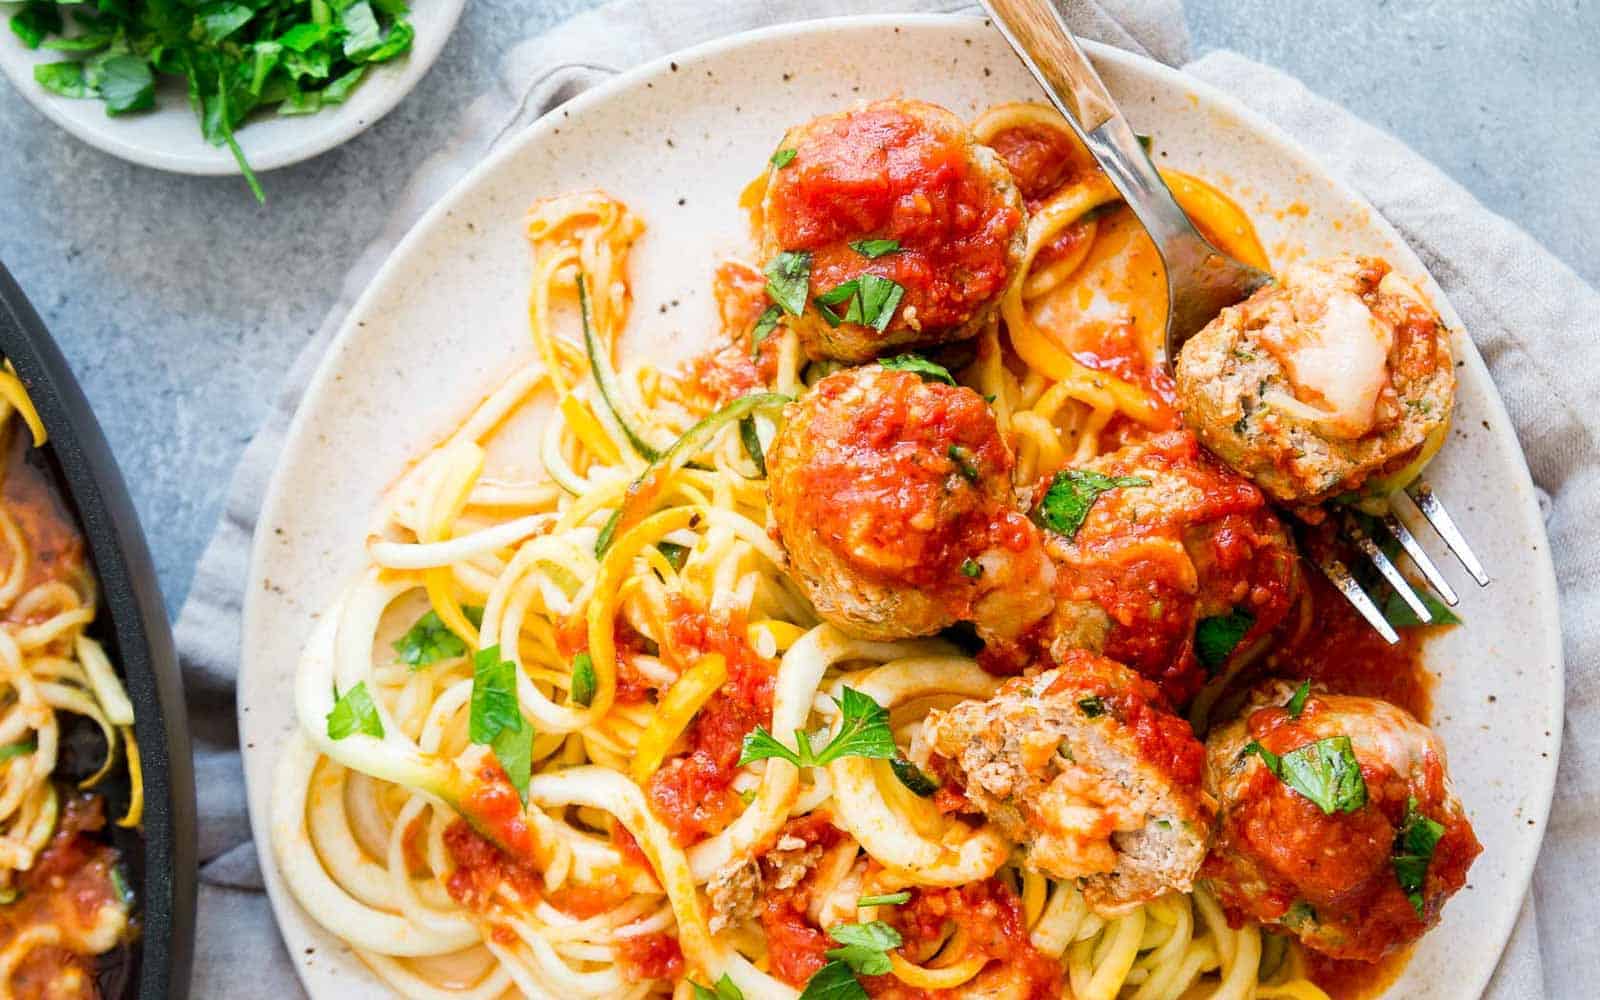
275, 108, 1333, 1000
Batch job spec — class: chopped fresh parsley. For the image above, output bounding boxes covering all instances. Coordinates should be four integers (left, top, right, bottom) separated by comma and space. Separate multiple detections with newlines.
770, 148, 797, 168
813, 274, 904, 331
1383, 588, 1462, 628
327, 682, 383, 740
1393, 796, 1445, 916
889, 756, 939, 796
764, 251, 812, 316
692, 975, 745, 1000
1196, 609, 1256, 670
1245, 736, 1367, 815
947, 444, 981, 483
470, 645, 533, 805
393, 610, 467, 668
1285, 680, 1312, 719
740, 415, 767, 476
749, 304, 782, 357
798, 961, 868, 1000
16, 0, 415, 202
849, 238, 901, 258
739, 687, 896, 769
958, 557, 983, 579
857, 891, 912, 907
1076, 695, 1106, 718
825, 920, 901, 976
1283, 900, 1318, 929
1037, 469, 1149, 540
0, 740, 37, 762
570, 651, 597, 708
878, 354, 955, 385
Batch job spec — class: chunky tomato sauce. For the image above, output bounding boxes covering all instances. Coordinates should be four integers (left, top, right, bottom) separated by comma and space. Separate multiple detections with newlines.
1048, 432, 1299, 704
1204, 696, 1480, 969
864, 879, 1063, 1000
616, 931, 685, 982
755, 815, 844, 986
787, 368, 1021, 595
767, 102, 1021, 333
646, 599, 778, 845
3, 795, 126, 1000
987, 123, 1089, 204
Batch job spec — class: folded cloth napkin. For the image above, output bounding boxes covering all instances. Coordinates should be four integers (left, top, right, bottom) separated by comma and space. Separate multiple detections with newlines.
177, 0, 1597, 995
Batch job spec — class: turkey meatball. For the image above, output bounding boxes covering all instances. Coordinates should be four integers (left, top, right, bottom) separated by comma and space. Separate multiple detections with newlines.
1176, 256, 1454, 512
760, 99, 1026, 362
923, 649, 1213, 914
766, 365, 1053, 643
1202, 681, 1480, 962
1038, 432, 1302, 705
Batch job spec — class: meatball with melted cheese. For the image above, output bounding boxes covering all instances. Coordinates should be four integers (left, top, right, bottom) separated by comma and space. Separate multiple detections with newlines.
1176, 256, 1454, 512
760, 99, 1026, 362
766, 365, 1054, 643
923, 650, 1213, 914
1039, 432, 1302, 705
1203, 682, 1481, 962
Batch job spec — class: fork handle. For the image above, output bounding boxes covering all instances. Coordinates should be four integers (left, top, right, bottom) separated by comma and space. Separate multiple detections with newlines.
980, 0, 1204, 255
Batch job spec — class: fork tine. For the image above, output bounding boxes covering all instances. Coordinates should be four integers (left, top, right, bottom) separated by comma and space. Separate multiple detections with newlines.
1343, 514, 1431, 624
1314, 552, 1400, 645
1380, 510, 1459, 606
1404, 481, 1490, 587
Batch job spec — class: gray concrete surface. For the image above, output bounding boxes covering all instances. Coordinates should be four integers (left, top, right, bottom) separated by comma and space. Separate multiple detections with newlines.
0, 0, 1594, 615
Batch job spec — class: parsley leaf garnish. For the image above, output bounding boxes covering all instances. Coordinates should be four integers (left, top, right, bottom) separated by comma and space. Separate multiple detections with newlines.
570, 651, 597, 708
947, 445, 980, 483
1196, 609, 1256, 670
327, 682, 384, 740
798, 961, 868, 1000
857, 891, 911, 907
1393, 796, 1445, 916
1246, 736, 1367, 815
1286, 680, 1312, 719
470, 645, 533, 805
1382, 588, 1462, 628
749, 304, 782, 358
691, 975, 745, 1000
0, 740, 37, 762
855, 274, 905, 332
958, 557, 983, 579
1077, 695, 1106, 718
878, 354, 955, 385
849, 238, 901, 258
1037, 469, 1150, 540
739, 687, 896, 769
17, 0, 415, 202
765, 251, 812, 316
393, 610, 468, 667
740, 415, 767, 476
656, 541, 691, 572
825, 920, 901, 976
771, 148, 797, 168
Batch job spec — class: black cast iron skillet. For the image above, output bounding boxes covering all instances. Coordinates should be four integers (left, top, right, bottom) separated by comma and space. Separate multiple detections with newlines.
0, 262, 196, 999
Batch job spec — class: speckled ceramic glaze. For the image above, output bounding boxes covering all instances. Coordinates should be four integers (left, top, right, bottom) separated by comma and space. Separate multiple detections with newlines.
0, 0, 465, 175
239, 15, 1562, 998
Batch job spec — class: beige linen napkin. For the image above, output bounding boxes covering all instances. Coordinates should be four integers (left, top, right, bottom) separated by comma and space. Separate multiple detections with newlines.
178, 1, 1591, 995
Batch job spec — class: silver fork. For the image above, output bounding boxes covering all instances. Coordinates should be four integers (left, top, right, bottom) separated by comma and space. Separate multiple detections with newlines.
981, 0, 1489, 642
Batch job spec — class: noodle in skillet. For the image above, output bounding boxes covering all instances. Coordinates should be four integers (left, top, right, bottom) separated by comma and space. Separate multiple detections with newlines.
273, 105, 1334, 999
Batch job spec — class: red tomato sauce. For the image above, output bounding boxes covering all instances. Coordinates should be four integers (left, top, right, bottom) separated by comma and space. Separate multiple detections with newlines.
864, 879, 1063, 1000
616, 931, 685, 982
756, 815, 844, 986
1042, 649, 1206, 789
767, 102, 1022, 332
646, 599, 778, 845
0, 433, 86, 607
986, 122, 1088, 204
554, 615, 658, 705
4, 794, 126, 1000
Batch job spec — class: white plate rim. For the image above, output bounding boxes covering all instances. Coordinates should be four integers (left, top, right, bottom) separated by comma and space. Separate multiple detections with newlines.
0, 0, 467, 175
239, 13, 1565, 998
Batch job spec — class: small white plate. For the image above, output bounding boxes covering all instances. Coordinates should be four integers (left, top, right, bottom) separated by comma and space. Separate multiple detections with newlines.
0, 0, 465, 175
240, 14, 1563, 998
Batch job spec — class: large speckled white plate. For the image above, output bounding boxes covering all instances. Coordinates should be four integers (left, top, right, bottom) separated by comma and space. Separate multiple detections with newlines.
239, 14, 1562, 998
